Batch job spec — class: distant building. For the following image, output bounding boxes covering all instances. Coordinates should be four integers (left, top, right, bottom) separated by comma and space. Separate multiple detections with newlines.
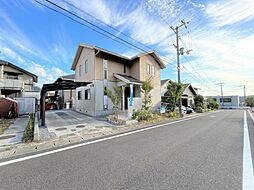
0, 60, 38, 98
54, 74, 76, 109
161, 79, 198, 107
208, 95, 240, 109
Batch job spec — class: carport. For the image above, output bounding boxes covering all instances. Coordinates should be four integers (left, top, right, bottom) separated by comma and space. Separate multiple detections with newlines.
40, 80, 90, 126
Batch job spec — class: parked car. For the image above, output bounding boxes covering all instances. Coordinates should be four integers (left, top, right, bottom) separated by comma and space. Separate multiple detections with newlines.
176, 106, 187, 114
46, 102, 58, 110
186, 107, 194, 114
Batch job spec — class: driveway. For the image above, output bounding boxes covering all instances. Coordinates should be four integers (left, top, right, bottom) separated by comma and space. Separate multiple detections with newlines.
45, 109, 111, 137
0, 116, 29, 148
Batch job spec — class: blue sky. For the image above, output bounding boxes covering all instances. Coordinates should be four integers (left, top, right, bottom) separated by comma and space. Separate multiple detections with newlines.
0, 0, 253, 96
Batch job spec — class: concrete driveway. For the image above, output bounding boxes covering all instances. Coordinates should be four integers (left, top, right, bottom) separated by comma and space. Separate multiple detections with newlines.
45, 110, 111, 137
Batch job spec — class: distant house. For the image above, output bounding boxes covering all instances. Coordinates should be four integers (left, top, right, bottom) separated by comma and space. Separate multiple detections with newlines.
161, 79, 198, 107
71, 43, 166, 116
0, 60, 38, 98
54, 74, 76, 109
208, 95, 240, 109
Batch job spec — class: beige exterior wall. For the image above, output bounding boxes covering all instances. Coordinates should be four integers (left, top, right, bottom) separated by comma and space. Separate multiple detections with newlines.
139, 54, 162, 111
130, 59, 140, 80
75, 47, 95, 82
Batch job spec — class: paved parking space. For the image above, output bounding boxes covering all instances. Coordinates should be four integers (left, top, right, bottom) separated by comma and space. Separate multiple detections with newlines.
45, 110, 111, 137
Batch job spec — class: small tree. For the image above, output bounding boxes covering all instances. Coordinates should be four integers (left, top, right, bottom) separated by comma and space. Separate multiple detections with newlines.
141, 77, 153, 110
246, 97, 254, 107
165, 81, 184, 111
194, 94, 204, 108
105, 86, 123, 117
207, 98, 220, 110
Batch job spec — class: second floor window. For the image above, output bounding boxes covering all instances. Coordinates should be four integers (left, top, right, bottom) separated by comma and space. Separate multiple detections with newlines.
103, 59, 108, 80
147, 64, 155, 76
85, 60, 88, 73
79, 64, 83, 77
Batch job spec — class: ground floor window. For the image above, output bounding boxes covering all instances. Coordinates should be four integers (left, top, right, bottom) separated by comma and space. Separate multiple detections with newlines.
104, 86, 108, 109
84, 89, 91, 100
78, 91, 82, 100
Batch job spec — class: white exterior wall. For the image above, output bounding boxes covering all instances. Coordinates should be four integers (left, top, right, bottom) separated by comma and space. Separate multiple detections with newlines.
210, 96, 239, 108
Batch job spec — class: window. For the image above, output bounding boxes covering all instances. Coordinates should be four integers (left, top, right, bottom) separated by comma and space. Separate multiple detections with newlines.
103, 59, 108, 80
220, 98, 231, 102
124, 64, 126, 73
84, 89, 91, 100
85, 60, 88, 73
78, 91, 82, 100
147, 64, 150, 75
104, 86, 108, 109
151, 65, 155, 75
147, 64, 155, 75
79, 64, 83, 77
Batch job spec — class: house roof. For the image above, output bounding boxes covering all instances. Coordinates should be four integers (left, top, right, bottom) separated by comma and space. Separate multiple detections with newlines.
114, 73, 142, 85
182, 83, 198, 96
71, 43, 166, 70
0, 60, 38, 82
161, 79, 171, 85
54, 74, 75, 83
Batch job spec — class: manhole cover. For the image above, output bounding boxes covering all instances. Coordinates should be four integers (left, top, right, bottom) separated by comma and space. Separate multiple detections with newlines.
55, 127, 67, 131
0, 134, 16, 140
76, 125, 86, 129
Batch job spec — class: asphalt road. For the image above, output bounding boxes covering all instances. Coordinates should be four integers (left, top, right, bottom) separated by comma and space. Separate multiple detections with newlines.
0, 110, 253, 190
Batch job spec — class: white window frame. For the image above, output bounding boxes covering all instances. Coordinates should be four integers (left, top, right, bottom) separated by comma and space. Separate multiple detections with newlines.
84, 89, 91, 100
103, 59, 108, 80
85, 60, 88, 73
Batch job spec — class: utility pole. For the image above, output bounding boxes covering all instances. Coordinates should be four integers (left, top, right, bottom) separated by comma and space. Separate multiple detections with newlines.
171, 20, 190, 116
244, 85, 246, 107
217, 82, 224, 107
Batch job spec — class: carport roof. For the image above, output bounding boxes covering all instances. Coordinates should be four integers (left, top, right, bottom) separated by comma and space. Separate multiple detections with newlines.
42, 81, 91, 91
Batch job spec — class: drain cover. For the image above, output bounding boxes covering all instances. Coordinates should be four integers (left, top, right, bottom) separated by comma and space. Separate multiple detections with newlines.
55, 127, 67, 131
0, 134, 16, 140
76, 125, 86, 128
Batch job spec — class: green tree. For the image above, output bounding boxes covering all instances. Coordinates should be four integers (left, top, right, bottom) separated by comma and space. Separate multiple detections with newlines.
207, 98, 220, 110
105, 86, 124, 117
141, 77, 153, 110
194, 94, 204, 108
165, 81, 184, 111
246, 97, 254, 107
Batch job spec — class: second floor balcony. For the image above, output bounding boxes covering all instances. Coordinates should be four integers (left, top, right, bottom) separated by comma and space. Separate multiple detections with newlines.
0, 78, 24, 90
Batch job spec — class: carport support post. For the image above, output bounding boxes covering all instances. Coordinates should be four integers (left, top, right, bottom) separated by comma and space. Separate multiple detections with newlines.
40, 89, 46, 126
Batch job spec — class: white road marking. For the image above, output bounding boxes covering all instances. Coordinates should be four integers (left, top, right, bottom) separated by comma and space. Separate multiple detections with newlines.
243, 111, 254, 190
0, 112, 215, 167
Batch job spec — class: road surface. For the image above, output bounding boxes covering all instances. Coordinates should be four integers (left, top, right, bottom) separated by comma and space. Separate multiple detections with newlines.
0, 110, 253, 190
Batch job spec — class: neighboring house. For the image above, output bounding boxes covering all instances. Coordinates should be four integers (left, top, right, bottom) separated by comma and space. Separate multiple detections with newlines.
0, 60, 38, 98
208, 95, 240, 109
71, 43, 165, 116
54, 74, 76, 109
161, 79, 198, 107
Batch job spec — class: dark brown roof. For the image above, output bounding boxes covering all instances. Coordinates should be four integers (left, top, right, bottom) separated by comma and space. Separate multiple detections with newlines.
115, 73, 142, 84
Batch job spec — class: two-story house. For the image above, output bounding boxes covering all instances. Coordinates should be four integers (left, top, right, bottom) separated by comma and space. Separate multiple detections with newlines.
71, 44, 165, 117
0, 60, 38, 98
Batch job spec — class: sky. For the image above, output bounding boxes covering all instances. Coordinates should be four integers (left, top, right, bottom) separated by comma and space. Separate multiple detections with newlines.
0, 0, 253, 96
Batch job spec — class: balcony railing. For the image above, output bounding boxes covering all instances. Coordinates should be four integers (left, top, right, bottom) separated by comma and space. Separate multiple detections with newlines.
0, 78, 24, 89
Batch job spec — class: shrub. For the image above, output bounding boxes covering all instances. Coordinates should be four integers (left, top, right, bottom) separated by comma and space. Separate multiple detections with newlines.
132, 109, 153, 121
207, 98, 220, 110
165, 111, 177, 118
22, 113, 35, 142
195, 106, 203, 113
194, 95, 204, 108
107, 115, 126, 125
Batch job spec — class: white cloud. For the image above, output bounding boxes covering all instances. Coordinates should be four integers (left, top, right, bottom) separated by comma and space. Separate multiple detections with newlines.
206, 0, 254, 26
1, 47, 26, 65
